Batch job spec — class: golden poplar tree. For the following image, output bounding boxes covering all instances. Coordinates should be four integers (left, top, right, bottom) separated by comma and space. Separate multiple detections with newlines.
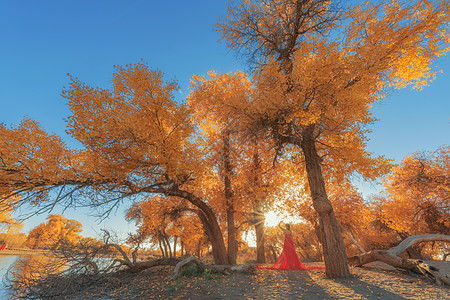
217, 0, 450, 277
0, 63, 231, 264
26, 214, 82, 249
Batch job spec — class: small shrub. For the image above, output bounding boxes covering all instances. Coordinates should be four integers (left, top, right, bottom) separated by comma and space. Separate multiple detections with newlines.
202, 268, 212, 280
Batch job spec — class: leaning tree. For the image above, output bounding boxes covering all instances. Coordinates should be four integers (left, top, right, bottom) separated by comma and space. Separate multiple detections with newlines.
0, 63, 232, 264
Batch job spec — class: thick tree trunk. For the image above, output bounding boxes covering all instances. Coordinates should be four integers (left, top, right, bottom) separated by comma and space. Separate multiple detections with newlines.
226, 209, 237, 264
301, 127, 350, 278
254, 216, 266, 263
168, 188, 229, 265
224, 132, 237, 265
196, 210, 228, 263
252, 153, 266, 263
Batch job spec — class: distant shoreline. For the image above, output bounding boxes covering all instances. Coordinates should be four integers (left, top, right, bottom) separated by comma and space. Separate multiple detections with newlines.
0, 248, 47, 256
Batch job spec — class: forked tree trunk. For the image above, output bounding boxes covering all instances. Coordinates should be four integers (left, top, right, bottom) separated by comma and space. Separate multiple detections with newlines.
166, 236, 173, 257
224, 132, 237, 265
301, 127, 350, 278
162, 236, 170, 258
158, 238, 165, 258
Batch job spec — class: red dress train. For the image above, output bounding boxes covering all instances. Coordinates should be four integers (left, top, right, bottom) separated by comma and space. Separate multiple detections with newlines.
257, 233, 323, 270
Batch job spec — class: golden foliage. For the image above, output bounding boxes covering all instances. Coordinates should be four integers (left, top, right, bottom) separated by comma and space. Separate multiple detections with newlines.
63, 62, 198, 185
127, 195, 207, 256
0, 196, 22, 233
26, 214, 82, 249
380, 145, 450, 235
0, 119, 74, 203
218, 0, 450, 183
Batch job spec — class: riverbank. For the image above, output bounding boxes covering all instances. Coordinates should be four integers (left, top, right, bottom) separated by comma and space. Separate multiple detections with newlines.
0, 248, 46, 256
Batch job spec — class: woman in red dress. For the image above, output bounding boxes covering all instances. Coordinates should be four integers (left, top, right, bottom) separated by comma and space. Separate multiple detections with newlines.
258, 223, 323, 270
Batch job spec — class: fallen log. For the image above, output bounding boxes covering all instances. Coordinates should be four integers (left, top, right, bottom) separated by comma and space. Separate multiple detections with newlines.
170, 255, 255, 280
348, 234, 450, 285
124, 257, 181, 273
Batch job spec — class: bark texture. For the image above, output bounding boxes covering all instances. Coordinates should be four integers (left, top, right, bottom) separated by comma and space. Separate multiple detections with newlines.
254, 217, 266, 263
169, 189, 229, 265
251, 152, 266, 263
348, 234, 450, 286
302, 127, 350, 278
223, 132, 237, 265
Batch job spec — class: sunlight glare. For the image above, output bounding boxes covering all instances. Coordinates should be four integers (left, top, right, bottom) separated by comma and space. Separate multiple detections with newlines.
265, 210, 281, 227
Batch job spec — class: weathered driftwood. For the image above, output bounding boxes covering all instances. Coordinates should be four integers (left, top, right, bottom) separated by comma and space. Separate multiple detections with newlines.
348, 234, 450, 285
170, 255, 256, 280
123, 257, 181, 273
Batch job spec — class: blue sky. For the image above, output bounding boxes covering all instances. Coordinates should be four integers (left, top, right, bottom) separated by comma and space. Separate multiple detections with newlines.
1, 1, 449, 238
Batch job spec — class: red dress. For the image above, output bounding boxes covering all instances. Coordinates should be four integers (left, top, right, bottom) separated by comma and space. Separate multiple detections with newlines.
257, 233, 323, 270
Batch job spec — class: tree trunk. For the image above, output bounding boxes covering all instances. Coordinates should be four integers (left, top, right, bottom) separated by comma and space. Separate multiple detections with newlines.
168, 188, 229, 265
254, 217, 266, 263
173, 236, 177, 258
252, 153, 266, 263
196, 239, 201, 257
226, 210, 237, 264
251, 207, 266, 263
163, 236, 170, 258
301, 127, 350, 278
223, 132, 237, 265
165, 235, 173, 258
158, 237, 165, 258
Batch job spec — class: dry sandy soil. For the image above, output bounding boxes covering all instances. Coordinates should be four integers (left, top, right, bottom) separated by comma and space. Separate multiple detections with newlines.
38, 261, 450, 300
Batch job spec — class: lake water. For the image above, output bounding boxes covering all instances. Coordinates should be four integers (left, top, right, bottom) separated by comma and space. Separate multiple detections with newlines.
0, 255, 115, 299
0, 255, 21, 299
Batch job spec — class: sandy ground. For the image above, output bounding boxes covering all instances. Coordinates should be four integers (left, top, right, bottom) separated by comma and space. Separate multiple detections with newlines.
48, 261, 450, 300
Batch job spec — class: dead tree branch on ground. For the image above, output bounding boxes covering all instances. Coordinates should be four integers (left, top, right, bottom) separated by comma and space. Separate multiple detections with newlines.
348, 234, 450, 285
